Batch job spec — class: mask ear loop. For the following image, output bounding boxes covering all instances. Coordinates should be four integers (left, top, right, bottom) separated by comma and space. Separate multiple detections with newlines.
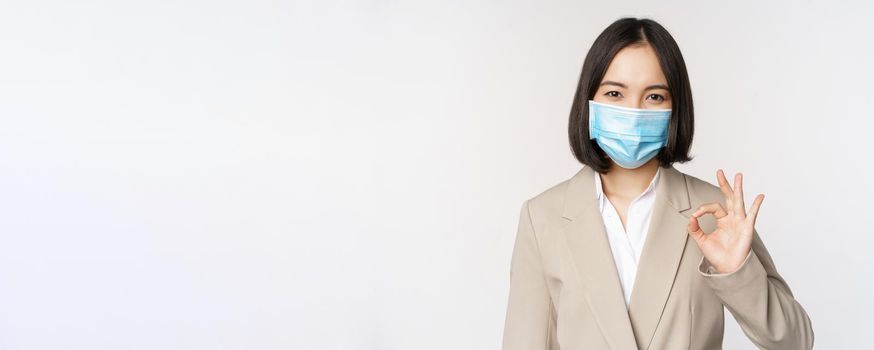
586, 100, 598, 141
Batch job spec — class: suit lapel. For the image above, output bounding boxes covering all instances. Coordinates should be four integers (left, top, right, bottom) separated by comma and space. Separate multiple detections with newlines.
626, 165, 691, 349
559, 165, 691, 350
560, 165, 638, 350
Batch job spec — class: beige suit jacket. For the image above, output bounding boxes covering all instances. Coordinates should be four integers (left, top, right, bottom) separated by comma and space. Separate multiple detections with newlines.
501, 165, 814, 350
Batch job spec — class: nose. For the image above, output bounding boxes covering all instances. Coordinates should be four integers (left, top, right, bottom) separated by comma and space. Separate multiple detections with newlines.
621, 98, 644, 110
632, 95, 648, 109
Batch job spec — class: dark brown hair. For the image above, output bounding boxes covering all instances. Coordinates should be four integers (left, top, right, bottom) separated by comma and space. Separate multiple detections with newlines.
568, 17, 694, 173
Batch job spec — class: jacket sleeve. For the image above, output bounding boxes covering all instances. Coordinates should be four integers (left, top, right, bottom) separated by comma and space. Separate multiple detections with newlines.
501, 200, 560, 350
698, 228, 815, 349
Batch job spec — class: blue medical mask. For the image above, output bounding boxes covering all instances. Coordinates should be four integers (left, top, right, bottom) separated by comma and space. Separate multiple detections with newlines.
588, 100, 672, 169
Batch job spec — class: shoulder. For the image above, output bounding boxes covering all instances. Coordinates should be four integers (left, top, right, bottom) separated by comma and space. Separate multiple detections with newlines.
677, 168, 727, 206
516, 171, 577, 233
524, 177, 571, 215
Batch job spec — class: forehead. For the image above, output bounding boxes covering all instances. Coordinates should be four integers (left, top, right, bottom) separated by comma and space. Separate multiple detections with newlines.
601, 43, 667, 86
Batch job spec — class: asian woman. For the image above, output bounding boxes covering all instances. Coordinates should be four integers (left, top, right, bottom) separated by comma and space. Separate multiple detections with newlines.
501, 17, 814, 350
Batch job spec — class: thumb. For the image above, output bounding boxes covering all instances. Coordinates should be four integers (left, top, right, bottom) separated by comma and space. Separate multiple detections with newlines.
687, 216, 706, 243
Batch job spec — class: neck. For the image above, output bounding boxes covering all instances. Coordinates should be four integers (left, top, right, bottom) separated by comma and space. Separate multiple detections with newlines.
598, 158, 661, 200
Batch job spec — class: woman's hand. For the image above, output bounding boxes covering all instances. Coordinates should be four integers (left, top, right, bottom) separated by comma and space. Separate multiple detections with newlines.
687, 169, 765, 274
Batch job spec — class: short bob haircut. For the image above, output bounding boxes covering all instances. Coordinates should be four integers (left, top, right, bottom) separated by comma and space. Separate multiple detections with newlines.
569, 17, 694, 174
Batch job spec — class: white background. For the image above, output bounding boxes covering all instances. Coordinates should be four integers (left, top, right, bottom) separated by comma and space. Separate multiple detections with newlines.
1, 0, 871, 349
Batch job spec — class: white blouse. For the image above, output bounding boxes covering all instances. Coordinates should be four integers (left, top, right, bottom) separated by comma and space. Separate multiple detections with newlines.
594, 167, 661, 307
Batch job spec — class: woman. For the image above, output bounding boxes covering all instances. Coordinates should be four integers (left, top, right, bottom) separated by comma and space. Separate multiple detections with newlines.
501, 18, 814, 349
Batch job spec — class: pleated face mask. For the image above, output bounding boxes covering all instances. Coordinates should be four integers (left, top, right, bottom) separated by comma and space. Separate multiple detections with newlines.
588, 100, 672, 169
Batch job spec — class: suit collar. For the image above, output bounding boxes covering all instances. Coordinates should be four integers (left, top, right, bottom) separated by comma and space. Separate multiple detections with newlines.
564, 165, 690, 220
593, 166, 662, 204
558, 165, 692, 350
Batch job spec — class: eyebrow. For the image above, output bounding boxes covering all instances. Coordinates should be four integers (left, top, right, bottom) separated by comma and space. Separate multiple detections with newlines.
600, 80, 669, 91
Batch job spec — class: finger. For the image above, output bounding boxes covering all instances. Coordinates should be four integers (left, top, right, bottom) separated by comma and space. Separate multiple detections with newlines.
734, 172, 746, 217
693, 202, 729, 220
746, 193, 765, 227
716, 169, 734, 208
687, 216, 706, 242
717, 169, 734, 197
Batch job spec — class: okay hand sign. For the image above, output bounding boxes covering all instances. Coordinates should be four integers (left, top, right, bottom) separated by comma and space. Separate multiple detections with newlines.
687, 169, 765, 274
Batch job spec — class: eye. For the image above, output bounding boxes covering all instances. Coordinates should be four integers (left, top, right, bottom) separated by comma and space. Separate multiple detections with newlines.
605, 91, 622, 98
646, 93, 666, 102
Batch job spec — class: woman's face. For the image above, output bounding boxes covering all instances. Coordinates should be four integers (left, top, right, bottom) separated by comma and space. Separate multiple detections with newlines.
593, 43, 672, 110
